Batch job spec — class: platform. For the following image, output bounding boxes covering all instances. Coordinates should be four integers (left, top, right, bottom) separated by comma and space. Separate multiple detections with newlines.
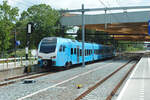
117, 57, 150, 100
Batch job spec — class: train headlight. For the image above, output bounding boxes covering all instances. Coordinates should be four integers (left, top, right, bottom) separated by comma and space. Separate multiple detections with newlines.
51, 56, 56, 59
38, 56, 42, 59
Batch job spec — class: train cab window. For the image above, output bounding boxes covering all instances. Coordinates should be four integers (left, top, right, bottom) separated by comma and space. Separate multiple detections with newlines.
59, 45, 63, 52
71, 48, 73, 55
74, 48, 76, 54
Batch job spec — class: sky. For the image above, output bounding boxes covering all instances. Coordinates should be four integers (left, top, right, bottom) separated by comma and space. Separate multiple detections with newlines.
0, 0, 150, 14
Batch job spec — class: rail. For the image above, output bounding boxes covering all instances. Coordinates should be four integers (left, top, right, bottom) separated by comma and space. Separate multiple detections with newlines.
75, 59, 138, 100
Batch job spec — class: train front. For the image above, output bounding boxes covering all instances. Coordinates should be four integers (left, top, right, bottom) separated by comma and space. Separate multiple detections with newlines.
38, 37, 57, 67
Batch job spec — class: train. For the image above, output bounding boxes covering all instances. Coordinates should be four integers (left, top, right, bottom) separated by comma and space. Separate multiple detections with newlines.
37, 37, 115, 67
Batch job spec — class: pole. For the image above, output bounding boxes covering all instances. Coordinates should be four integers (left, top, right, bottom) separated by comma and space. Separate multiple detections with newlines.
26, 28, 29, 60
105, 10, 107, 29
82, 4, 85, 67
14, 29, 16, 67
14, 29, 16, 58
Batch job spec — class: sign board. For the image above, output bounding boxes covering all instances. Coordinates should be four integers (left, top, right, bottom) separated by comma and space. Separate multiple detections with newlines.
148, 20, 150, 35
27, 22, 33, 34
28, 24, 32, 33
16, 40, 20, 46
25, 47, 28, 54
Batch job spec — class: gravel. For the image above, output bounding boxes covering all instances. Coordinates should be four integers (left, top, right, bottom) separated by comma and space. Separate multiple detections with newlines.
81, 61, 136, 100
0, 59, 130, 100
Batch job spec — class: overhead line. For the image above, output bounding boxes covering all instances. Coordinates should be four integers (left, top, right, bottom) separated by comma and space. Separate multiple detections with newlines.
98, 0, 107, 7
97, 0, 121, 24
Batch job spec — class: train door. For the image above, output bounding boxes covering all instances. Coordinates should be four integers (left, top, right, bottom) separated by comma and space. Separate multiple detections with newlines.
77, 46, 79, 63
92, 44, 94, 61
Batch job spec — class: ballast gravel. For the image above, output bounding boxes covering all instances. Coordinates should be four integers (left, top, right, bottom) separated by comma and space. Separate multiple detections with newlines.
0, 59, 131, 100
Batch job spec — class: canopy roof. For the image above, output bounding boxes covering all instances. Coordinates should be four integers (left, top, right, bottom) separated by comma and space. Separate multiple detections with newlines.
60, 9, 150, 41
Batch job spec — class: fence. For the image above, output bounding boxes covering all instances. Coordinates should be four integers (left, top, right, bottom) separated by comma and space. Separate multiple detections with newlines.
0, 57, 37, 71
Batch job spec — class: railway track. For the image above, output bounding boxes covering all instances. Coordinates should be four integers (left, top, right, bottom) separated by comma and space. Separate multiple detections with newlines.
0, 58, 138, 100
0, 58, 111, 87
75, 59, 139, 100
0, 63, 86, 87
0, 71, 54, 87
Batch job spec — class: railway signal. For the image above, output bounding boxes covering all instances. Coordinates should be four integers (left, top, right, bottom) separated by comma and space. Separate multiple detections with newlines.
26, 22, 33, 60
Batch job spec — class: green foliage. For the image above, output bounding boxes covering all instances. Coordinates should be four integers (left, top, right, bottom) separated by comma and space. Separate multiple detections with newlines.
0, 1, 19, 55
116, 41, 144, 52
76, 28, 113, 45
18, 4, 60, 48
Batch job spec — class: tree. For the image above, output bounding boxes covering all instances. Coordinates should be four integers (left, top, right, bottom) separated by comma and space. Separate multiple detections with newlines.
76, 28, 113, 45
18, 4, 60, 48
0, 1, 18, 56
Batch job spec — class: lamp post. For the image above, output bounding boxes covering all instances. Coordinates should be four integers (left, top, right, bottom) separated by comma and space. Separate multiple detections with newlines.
82, 4, 85, 67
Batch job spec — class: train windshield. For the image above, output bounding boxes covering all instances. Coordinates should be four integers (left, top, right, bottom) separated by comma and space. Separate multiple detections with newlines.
40, 38, 57, 53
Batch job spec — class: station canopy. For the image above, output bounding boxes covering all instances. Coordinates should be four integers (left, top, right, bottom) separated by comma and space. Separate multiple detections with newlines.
60, 6, 150, 41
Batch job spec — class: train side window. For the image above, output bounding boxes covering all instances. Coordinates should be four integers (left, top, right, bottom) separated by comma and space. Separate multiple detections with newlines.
71, 48, 73, 55
74, 48, 76, 54
63, 46, 66, 52
86, 49, 88, 56
59, 45, 63, 52
77, 48, 79, 56
80, 49, 82, 56
90, 50, 91, 55
85, 49, 87, 56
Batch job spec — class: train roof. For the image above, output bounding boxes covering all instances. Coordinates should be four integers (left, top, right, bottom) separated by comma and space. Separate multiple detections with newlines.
42, 37, 113, 47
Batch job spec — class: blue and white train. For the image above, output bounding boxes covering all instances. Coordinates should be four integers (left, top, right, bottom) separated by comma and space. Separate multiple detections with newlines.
38, 37, 115, 67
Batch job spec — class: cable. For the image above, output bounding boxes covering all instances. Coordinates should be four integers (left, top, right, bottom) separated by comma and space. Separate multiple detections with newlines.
98, 0, 107, 7
115, 0, 120, 7
97, 0, 121, 23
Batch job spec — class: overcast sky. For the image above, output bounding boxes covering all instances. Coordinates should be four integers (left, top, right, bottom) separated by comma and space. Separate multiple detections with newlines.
0, 0, 150, 13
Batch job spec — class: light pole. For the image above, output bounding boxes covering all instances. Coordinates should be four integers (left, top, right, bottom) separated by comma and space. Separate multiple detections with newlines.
82, 4, 85, 67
